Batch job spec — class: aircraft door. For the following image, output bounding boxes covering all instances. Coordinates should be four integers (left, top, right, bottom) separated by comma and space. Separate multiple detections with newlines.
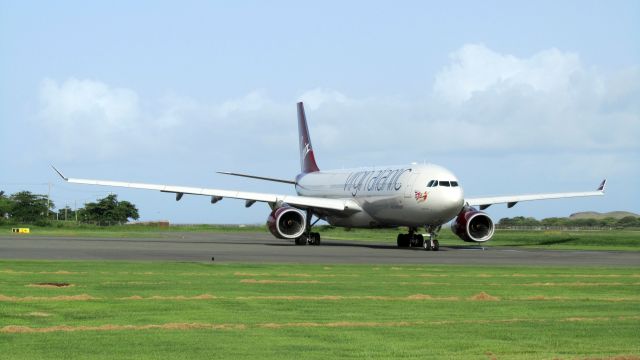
403, 171, 418, 198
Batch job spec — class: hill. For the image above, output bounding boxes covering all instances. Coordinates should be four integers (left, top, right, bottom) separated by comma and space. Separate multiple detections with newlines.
569, 211, 639, 220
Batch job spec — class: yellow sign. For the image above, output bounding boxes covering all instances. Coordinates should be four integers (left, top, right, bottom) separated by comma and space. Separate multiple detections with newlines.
11, 228, 30, 234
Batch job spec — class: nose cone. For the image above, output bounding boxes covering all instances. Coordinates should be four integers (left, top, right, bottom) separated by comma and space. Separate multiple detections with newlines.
443, 185, 465, 218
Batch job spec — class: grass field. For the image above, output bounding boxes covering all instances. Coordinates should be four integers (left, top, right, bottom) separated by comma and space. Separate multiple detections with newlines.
1, 260, 639, 359
3, 224, 638, 251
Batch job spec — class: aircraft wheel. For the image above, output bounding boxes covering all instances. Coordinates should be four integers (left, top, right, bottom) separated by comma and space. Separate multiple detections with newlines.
423, 239, 431, 251
396, 234, 409, 248
295, 237, 306, 245
312, 232, 321, 246
416, 234, 424, 247
432, 240, 440, 251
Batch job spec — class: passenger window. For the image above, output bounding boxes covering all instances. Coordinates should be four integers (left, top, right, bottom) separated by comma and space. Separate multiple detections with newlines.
451, 181, 458, 187
427, 180, 434, 187
440, 181, 450, 187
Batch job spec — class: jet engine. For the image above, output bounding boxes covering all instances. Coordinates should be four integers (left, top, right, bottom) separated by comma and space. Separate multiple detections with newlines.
267, 206, 306, 239
451, 206, 495, 243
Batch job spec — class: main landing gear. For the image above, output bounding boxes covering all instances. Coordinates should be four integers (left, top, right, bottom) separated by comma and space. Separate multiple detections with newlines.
295, 232, 321, 246
295, 209, 321, 246
397, 226, 440, 251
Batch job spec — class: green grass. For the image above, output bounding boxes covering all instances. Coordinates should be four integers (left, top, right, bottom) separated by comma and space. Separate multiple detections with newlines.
2, 224, 639, 251
1, 261, 639, 359
0, 223, 266, 238
318, 227, 640, 251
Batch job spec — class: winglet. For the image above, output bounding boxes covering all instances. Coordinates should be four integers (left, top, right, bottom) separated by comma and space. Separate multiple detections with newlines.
51, 165, 68, 181
597, 179, 607, 192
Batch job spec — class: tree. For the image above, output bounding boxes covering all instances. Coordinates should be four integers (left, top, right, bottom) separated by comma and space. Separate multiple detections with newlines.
616, 216, 639, 228
0, 191, 14, 223
81, 194, 139, 225
9, 191, 53, 223
57, 206, 77, 221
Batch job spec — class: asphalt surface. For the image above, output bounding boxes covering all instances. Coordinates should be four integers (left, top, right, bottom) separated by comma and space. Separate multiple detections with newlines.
0, 232, 638, 265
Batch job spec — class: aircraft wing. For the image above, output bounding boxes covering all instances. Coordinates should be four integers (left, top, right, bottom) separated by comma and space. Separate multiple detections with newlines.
466, 180, 606, 210
52, 167, 361, 213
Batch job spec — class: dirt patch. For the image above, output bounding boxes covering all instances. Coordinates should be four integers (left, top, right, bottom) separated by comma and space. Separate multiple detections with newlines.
240, 279, 320, 284
562, 317, 610, 322
518, 282, 627, 287
469, 292, 500, 301
564, 274, 623, 278
27, 282, 74, 288
521, 295, 571, 301
405, 294, 435, 300
119, 294, 217, 300
236, 294, 459, 301
234, 272, 270, 276
258, 321, 416, 329
0, 269, 31, 274
0, 294, 97, 302
235, 272, 348, 278
485, 351, 500, 360
26, 312, 52, 317
0, 323, 244, 334
238, 295, 344, 300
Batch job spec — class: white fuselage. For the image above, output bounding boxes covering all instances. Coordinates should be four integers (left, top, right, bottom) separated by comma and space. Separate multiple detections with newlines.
295, 163, 465, 228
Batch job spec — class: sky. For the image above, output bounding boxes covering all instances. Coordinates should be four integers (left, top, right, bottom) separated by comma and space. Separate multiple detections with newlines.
1, 0, 638, 224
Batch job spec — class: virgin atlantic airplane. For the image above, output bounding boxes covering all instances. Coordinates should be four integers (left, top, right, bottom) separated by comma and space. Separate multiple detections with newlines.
53, 102, 606, 251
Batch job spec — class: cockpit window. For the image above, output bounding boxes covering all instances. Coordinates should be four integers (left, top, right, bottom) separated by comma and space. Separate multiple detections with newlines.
451, 181, 458, 187
432, 180, 438, 187
440, 181, 451, 187
427, 180, 435, 187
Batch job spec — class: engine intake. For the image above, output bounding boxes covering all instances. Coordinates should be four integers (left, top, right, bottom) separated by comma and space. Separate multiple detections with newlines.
451, 206, 495, 243
267, 206, 306, 239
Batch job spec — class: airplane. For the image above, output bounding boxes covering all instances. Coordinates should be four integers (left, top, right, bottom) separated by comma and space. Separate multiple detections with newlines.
52, 102, 606, 251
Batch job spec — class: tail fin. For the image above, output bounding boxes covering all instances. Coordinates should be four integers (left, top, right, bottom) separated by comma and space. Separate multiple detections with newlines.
297, 102, 320, 173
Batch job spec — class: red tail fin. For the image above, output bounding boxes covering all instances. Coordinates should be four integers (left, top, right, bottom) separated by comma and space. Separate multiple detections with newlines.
297, 102, 320, 173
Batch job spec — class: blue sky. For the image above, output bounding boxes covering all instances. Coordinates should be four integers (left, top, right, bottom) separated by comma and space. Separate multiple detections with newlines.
1, 1, 638, 224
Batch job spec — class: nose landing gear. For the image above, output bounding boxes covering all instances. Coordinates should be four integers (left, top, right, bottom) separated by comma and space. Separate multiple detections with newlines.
424, 225, 441, 251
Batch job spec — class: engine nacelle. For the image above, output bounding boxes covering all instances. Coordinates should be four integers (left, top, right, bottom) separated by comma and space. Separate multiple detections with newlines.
267, 206, 306, 239
451, 206, 495, 243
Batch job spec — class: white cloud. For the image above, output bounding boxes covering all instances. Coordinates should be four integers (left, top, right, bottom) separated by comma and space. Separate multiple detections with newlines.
39, 78, 141, 158
40, 78, 140, 128
37, 45, 638, 169
433, 44, 584, 104
213, 90, 273, 118
298, 88, 349, 111
155, 93, 198, 129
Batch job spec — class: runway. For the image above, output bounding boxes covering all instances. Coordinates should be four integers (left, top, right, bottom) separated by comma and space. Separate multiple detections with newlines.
0, 232, 638, 265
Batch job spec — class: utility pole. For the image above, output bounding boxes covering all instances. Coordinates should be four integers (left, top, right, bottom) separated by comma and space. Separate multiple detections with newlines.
75, 201, 78, 222
47, 182, 51, 219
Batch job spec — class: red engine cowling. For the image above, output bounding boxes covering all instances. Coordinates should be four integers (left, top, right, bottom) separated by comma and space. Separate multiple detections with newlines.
267, 206, 306, 239
451, 206, 495, 243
